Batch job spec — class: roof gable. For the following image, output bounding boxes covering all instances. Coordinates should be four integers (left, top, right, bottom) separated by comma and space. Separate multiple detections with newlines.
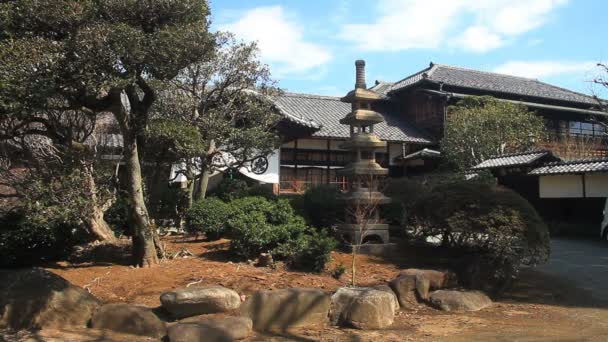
271, 93, 432, 144
389, 63, 599, 106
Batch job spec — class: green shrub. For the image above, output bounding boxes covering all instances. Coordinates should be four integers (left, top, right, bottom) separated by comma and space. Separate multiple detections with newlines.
185, 197, 232, 240
273, 229, 337, 273
226, 196, 337, 272
383, 178, 428, 225
104, 195, 131, 236
228, 197, 307, 259
0, 212, 85, 267
302, 185, 344, 228
247, 184, 276, 199
212, 178, 249, 201
408, 181, 550, 295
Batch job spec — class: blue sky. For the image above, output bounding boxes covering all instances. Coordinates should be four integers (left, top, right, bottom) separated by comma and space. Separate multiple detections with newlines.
211, 0, 608, 98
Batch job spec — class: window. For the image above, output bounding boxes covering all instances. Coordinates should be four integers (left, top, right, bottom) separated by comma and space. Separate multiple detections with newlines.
568, 121, 606, 137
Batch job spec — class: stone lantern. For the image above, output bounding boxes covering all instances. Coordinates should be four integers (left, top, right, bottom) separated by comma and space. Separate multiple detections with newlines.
337, 60, 391, 245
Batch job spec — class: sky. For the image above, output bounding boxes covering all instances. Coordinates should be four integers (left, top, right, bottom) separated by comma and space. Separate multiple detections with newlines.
210, 0, 608, 98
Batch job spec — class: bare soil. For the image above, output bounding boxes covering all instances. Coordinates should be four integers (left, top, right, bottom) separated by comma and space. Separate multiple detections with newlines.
33, 237, 608, 341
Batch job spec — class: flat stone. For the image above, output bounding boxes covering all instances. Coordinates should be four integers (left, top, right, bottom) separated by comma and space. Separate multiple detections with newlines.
240, 288, 330, 332
169, 316, 252, 342
330, 287, 395, 330
0, 268, 100, 330
160, 286, 241, 319
429, 290, 492, 312
90, 303, 166, 338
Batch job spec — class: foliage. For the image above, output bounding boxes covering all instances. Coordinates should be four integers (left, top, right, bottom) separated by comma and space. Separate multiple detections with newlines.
408, 181, 550, 294
104, 195, 131, 236
247, 184, 276, 199
0, 0, 216, 265
212, 178, 249, 201
302, 185, 344, 228
330, 263, 347, 280
226, 196, 336, 272
442, 96, 546, 170
185, 197, 231, 240
273, 229, 337, 273
383, 178, 428, 226
145, 119, 205, 164
0, 211, 86, 268
149, 32, 281, 201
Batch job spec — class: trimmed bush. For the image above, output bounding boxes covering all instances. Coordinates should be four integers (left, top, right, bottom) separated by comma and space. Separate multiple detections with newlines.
408, 181, 550, 295
302, 185, 344, 228
273, 229, 337, 272
247, 184, 276, 199
227, 196, 337, 272
212, 178, 249, 201
228, 197, 307, 259
185, 197, 232, 240
0, 212, 85, 267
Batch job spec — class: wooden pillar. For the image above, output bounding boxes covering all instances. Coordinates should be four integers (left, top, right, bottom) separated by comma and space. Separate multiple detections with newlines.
326, 139, 331, 184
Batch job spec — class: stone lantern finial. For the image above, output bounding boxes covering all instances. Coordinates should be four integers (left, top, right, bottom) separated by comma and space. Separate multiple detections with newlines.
355, 59, 366, 89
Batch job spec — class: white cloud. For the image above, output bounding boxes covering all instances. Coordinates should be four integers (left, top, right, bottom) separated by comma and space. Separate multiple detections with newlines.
493, 60, 596, 79
219, 6, 332, 78
455, 26, 504, 53
338, 0, 568, 53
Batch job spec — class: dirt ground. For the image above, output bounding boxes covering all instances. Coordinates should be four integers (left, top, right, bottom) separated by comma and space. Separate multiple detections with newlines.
36, 237, 608, 341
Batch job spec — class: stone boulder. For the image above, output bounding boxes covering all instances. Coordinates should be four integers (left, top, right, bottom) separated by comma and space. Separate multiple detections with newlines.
169, 316, 253, 342
160, 286, 241, 319
429, 290, 492, 312
0, 268, 100, 330
330, 287, 395, 330
240, 288, 330, 332
399, 269, 458, 290
90, 303, 167, 338
388, 274, 429, 308
373, 284, 399, 312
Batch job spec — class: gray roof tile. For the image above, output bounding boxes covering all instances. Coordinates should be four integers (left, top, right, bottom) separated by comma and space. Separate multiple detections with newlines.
271, 93, 432, 144
390, 64, 599, 106
529, 158, 608, 175
472, 150, 553, 170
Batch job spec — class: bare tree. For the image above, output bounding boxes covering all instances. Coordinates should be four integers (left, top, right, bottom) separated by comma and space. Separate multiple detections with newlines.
344, 174, 387, 287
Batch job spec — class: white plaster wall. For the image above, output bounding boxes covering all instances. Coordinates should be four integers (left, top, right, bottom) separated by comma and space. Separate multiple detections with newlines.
585, 173, 608, 197
539, 175, 584, 198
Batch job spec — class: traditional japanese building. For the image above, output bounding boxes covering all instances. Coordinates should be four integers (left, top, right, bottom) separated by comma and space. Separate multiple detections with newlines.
271, 61, 606, 194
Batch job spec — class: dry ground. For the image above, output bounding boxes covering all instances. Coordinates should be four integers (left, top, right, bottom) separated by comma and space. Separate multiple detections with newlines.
26, 237, 608, 341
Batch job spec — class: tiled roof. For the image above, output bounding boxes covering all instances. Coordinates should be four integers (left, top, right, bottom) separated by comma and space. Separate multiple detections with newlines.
399, 148, 441, 161
529, 158, 608, 175
270, 93, 432, 144
472, 150, 554, 170
389, 63, 599, 106
369, 81, 394, 97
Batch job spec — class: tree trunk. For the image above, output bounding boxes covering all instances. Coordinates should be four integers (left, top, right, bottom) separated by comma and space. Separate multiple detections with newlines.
87, 206, 117, 242
111, 94, 160, 267
194, 140, 215, 201
124, 138, 159, 267
196, 164, 210, 201
83, 164, 117, 243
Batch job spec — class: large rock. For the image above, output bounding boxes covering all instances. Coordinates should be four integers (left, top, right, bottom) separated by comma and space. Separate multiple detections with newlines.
388, 274, 428, 308
169, 316, 253, 342
90, 303, 167, 338
429, 290, 492, 312
330, 287, 395, 330
373, 284, 400, 312
160, 286, 241, 319
240, 288, 330, 332
0, 268, 100, 330
399, 269, 458, 290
